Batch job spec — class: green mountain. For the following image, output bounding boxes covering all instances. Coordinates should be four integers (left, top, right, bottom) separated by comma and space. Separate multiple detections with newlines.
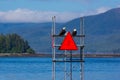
0, 8, 120, 53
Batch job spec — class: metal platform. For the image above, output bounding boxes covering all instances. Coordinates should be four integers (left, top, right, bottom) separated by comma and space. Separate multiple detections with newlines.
52, 35, 85, 37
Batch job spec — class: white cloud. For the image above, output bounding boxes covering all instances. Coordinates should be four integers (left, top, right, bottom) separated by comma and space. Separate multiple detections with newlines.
0, 8, 111, 23
95, 7, 110, 14
82, 7, 111, 16
0, 8, 82, 23
117, 5, 120, 7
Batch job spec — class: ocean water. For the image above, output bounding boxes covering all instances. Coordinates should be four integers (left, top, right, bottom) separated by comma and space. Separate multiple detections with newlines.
0, 57, 120, 80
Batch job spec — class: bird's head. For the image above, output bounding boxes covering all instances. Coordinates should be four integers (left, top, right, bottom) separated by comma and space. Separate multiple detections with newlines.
73, 29, 77, 31
63, 27, 66, 30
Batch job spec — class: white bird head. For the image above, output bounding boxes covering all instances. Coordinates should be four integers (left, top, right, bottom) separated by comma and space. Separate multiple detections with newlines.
63, 27, 66, 30
73, 29, 77, 31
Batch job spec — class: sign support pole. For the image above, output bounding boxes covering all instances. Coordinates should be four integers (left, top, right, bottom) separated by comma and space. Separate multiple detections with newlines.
80, 17, 84, 80
70, 51, 72, 80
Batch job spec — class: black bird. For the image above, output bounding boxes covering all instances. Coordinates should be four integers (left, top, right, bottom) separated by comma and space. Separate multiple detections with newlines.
72, 29, 77, 36
59, 27, 66, 36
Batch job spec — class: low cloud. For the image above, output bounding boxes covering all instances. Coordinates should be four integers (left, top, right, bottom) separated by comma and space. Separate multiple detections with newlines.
0, 8, 110, 23
95, 7, 110, 14
82, 7, 110, 16
0, 8, 82, 23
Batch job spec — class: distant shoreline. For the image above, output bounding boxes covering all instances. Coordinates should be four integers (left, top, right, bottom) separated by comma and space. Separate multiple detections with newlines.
0, 53, 120, 58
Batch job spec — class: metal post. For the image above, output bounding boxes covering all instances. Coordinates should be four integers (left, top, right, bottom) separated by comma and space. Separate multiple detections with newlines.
53, 16, 56, 60
52, 62, 56, 80
70, 51, 72, 80
64, 50, 67, 80
52, 16, 56, 80
80, 17, 85, 80
80, 47, 84, 61
80, 62, 84, 80
80, 17, 84, 61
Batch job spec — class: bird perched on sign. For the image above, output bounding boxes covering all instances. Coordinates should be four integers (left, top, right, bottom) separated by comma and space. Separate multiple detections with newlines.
59, 27, 66, 36
72, 29, 77, 36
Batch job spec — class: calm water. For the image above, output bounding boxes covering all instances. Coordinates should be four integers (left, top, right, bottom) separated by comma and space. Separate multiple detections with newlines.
0, 57, 120, 80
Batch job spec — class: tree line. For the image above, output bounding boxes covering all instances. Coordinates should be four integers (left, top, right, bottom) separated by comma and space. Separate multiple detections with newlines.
0, 33, 35, 53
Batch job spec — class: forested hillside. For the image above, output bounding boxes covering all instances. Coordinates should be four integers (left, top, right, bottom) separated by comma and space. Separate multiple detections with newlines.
0, 34, 35, 53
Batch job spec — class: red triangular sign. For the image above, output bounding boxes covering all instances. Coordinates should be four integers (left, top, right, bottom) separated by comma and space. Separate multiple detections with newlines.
59, 32, 78, 50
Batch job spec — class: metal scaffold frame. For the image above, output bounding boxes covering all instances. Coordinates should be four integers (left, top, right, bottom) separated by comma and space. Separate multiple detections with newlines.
51, 16, 85, 80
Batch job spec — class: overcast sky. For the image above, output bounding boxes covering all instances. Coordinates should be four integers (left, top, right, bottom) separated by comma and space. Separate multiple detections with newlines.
0, 0, 120, 22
